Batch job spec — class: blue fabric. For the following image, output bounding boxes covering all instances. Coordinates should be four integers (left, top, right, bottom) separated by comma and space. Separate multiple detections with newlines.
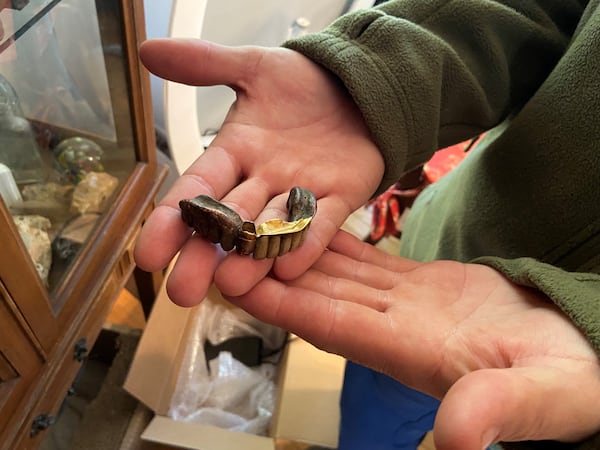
339, 361, 440, 450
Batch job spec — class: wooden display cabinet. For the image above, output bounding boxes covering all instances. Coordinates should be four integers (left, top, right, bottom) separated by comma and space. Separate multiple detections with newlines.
0, 1, 167, 448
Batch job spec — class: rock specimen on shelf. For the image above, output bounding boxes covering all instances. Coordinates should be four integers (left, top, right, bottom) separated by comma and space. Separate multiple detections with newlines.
12, 214, 52, 285
71, 171, 118, 214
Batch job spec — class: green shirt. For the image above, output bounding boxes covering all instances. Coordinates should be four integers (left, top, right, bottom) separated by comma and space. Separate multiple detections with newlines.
285, 1, 600, 448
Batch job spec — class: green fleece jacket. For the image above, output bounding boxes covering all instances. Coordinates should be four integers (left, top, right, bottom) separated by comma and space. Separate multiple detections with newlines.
284, 0, 600, 448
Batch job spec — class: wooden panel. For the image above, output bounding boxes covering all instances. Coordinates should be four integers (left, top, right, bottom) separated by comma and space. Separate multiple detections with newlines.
121, 0, 157, 164
0, 352, 18, 411
10, 265, 129, 450
0, 353, 17, 383
0, 206, 58, 350
0, 283, 43, 442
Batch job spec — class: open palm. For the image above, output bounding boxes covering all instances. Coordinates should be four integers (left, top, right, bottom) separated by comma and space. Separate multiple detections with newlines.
225, 231, 600, 449
134, 39, 385, 306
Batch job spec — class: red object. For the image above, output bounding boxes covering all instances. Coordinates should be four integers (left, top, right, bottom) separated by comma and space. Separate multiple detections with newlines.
366, 136, 482, 243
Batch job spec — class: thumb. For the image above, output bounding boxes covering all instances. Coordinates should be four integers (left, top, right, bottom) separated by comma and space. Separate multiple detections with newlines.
433, 367, 595, 450
139, 38, 253, 88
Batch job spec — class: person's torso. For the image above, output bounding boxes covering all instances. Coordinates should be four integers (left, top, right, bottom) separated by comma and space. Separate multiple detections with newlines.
400, 3, 600, 272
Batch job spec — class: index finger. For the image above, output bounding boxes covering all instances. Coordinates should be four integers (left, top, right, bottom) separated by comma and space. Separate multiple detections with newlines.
134, 145, 241, 272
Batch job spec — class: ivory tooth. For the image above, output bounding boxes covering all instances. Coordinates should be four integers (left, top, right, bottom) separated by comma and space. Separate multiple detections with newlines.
289, 230, 304, 250
266, 236, 281, 258
236, 222, 257, 255
253, 236, 269, 260
278, 234, 293, 256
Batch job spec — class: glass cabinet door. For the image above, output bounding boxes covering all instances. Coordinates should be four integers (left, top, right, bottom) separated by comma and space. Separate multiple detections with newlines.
0, 0, 140, 303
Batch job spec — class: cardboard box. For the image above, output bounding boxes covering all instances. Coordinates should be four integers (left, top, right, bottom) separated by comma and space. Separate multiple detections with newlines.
124, 275, 345, 450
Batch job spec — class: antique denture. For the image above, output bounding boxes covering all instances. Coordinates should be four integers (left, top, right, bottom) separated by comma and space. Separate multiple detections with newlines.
179, 187, 317, 259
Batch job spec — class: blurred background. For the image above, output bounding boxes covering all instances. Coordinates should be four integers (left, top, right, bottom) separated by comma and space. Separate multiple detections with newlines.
143, 0, 376, 173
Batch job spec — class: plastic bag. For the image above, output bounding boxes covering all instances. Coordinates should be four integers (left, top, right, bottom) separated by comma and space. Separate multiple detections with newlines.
168, 288, 287, 435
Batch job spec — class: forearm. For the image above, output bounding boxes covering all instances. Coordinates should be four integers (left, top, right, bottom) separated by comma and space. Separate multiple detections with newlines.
284, 0, 586, 190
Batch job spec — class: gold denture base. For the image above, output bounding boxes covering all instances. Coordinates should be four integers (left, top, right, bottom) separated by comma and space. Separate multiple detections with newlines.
256, 217, 313, 236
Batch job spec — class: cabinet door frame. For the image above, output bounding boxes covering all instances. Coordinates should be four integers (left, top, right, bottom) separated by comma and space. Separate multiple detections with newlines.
0, 207, 57, 351
0, 0, 159, 350
0, 281, 44, 444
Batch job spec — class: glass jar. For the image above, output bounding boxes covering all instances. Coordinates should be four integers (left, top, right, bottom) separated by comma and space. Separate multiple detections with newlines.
0, 72, 45, 184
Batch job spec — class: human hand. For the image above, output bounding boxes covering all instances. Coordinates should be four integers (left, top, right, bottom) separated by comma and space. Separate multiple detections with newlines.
134, 39, 384, 306
225, 230, 600, 449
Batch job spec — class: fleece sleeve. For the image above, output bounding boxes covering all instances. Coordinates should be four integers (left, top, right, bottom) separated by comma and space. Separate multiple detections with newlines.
283, 0, 586, 192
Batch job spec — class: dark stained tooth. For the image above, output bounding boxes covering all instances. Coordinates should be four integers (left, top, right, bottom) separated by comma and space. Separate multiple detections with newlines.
206, 222, 222, 243
179, 195, 243, 242
220, 228, 237, 251
287, 186, 317, 221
